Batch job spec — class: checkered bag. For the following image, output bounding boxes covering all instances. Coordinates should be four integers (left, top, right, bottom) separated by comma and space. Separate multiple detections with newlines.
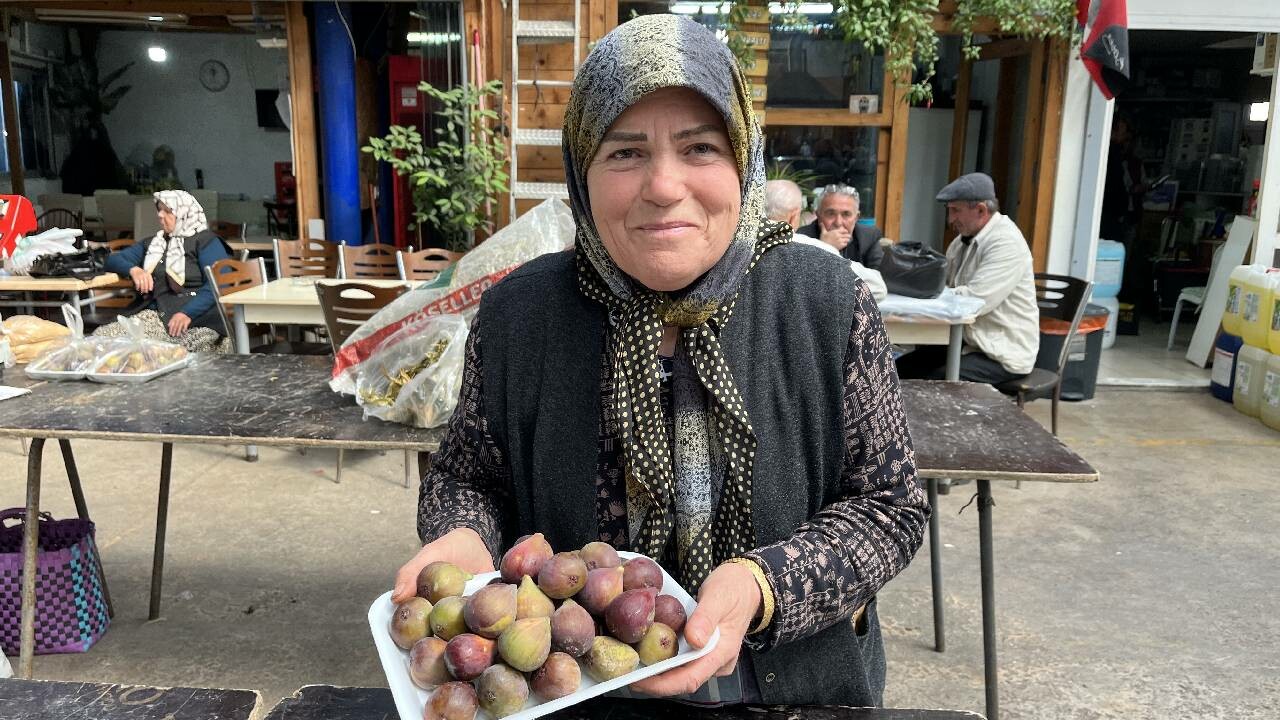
0, 508, 110, 655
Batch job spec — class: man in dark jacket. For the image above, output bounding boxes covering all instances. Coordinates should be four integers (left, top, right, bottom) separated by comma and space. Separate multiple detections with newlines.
796, 184, 885, 270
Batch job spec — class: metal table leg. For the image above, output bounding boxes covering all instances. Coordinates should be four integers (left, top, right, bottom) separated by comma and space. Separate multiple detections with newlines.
58, 439, 114, 618
149, 443, 174, 621
927, 477, 944, 652
946, 323, 964, 382
977, 479, 998, 720
232, 311, 259, 462
19, 438, 46, 679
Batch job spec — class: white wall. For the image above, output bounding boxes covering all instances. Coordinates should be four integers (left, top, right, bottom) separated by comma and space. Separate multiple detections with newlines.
1128, 0, 1280, 32
96, 30, 291, 201
900, 108, 983, 249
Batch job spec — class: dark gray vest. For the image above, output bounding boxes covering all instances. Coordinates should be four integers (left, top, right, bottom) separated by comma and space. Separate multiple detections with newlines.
477, 243, 885, 706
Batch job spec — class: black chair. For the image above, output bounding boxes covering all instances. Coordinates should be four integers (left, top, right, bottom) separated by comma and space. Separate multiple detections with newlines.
36, 208, 83, 233
995, 273, 1093, 436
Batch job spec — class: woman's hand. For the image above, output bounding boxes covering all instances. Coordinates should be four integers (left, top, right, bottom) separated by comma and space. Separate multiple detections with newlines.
628, 560, 762, 697
129, 267, 153, 294
391, 527, 495, 603
167, 312, 192, 336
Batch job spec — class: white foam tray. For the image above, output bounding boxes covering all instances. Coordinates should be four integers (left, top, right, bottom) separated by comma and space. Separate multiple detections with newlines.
368, 550, 719, 720
86, 355, 192, 383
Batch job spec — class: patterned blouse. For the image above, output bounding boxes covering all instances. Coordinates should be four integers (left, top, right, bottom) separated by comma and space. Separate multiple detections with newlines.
417, 281, 929, 652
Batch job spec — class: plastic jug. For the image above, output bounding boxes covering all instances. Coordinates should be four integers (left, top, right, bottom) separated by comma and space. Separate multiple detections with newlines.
1210, 332, 1244, 403
1222, 265, 1257, 337
1233, 344, 1268, 417
1268, 273, 1280, 355
1093, 240, 1125, 299
1261, 352, 1280, 431
1096, 295, 1119, 349
1240, 267, 1274, 348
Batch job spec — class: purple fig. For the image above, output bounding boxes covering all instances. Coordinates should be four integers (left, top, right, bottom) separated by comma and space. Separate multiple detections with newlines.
584, 635, 639, 681
516, 575, 554, 619
429, 595, 467, 641
579, 541, 621, 570
635, 622, 678, 665
550, 598, 595, 657
462, 583, 516, 639
389, 596, 432, 650
605, 587, 656, 644
496, 617, 552, 672
499, 532, 554, 584
577, 566, 625, 615
424, 681, 478, 720
475, 664, 529, 719
537, 552, 588, 599
417, 561, 473, 603
622, 556, 663, 592
653, 594, 687, 634
443, 633, 496, 681
408, 636, 450, 689
530, 652, 581, 699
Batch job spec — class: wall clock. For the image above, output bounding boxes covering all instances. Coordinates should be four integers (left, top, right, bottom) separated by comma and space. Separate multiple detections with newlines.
199, 59, 230, 92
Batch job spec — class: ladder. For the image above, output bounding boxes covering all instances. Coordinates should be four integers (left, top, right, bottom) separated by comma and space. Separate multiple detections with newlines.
509, 0, 580, 218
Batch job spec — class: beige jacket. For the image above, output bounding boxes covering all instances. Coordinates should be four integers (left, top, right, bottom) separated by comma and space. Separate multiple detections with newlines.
945, 213, 1039, 375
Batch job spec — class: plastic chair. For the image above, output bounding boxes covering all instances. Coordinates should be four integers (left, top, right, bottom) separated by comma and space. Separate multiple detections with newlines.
995, 273, 1093, 436
315, 281, 412, 485
397, 247, 462, 282
339, 242, 400, 279
1166, 243, 1225, 351
273, 238, 338, 278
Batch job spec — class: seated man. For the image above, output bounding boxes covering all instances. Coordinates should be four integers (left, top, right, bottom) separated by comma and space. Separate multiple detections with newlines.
795, 184, 884, 269
895, 172, 1039, 385
765, 179, 887, 300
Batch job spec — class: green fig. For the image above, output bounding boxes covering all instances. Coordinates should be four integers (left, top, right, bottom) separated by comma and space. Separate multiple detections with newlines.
516, 575, 555, 619
579, 541, 622, 570
497, 616, 552, 672
475, 664, 529, 719
635, 622, 678, 665
417, 561, 472, 603
389, 596, 432, 650
584, 635, 640, 681
429, 595, 467, 641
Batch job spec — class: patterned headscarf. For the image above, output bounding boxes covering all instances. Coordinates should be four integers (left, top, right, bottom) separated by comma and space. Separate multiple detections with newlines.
563, 14, 791, 589
143, 189, 208, 288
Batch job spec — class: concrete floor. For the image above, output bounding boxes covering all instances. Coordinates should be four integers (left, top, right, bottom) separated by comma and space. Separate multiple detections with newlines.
5, 386, 1279, 719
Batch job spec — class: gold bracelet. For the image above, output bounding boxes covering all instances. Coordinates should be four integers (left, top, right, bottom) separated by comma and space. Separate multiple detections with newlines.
725, 557, 775, 635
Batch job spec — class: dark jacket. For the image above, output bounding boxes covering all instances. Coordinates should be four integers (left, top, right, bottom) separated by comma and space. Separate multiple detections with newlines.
474, 245, 915, 706
104, 230, 231, 333
796, 221, 885, 269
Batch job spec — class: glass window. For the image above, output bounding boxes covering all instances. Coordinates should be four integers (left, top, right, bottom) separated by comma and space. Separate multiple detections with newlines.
766, 9, 883, 108
1, 73, 55, 176
765, 125, 880, 222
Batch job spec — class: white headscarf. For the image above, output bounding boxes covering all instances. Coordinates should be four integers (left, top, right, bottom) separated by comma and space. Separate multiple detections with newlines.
143, 190, 208, 287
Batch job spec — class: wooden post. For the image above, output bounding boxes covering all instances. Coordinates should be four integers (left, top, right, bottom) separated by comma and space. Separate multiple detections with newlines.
884, 73, 912, 242
1015, 40, 1047, 231
990, 56, 1020, 200
875, 131, 889, 227
943, 57, 973, 246
1030, 37, 1068, 272
0, 10, 25, 197
285, 1, 319, 238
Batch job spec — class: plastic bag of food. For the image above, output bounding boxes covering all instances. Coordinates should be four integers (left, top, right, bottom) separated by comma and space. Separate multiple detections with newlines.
330, 198, 575, 394
86, 315, 192, 382
354, 314, 468, 427
25, 305, 118, 380
0, 314, 74, 363
6, 227, 83, 276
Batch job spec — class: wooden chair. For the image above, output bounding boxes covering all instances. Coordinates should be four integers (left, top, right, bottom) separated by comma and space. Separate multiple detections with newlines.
204, 257, 329, 355
212, 220, 247, 241
273, 238, 339, 278
35, 208, 83, 233
995, 273, 1094, 436
82, 238, 140, 331
315, 281, 411, 485
339, 242, 400, 280
397, 247, 462, 283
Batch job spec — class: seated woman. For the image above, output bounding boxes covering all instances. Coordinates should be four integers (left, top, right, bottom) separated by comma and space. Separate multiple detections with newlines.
98, 190, 231, 352
391, 14, 927, 707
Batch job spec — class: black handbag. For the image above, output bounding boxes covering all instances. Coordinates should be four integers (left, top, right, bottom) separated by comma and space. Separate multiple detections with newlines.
879, 241, 947, 299
27, 248, 109, 280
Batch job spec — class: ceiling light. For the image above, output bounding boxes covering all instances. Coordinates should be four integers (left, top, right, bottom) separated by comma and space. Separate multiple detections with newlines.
148, 46, 167, 62
148, 15, 164, 22
1249, 102, 1269, 122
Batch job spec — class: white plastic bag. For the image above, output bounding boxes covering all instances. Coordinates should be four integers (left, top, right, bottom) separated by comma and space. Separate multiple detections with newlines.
86, 315, 192, 382
6, 227, 84, 275
25, 305, 115, 379
354, 314, 468, 427
878, 288, 986, 322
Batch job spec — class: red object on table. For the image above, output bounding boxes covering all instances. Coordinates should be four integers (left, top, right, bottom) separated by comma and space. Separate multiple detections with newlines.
0, 195, 38, 259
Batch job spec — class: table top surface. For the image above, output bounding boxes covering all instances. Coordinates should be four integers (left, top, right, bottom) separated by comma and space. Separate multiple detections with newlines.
0, 272, 120, 291
0, 678, 260, 720
0, 353, 444, 450
880, 313, 974, 326
220, 277, 412, 307
226, 239, 275, 253
901, 380, 1098, 483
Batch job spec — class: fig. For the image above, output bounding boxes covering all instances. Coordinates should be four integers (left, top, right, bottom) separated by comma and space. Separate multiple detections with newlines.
496, 617, 552, 672
499, 532, 554, 583
429, 595, 467, 641
537, 552, 588, 599
653, 594, 687, 634
389, 596, 432, 650
584, 635, 640, 681
635, 622, 678, 665
443, 633, 496, 681
550, 598, 595, 657
516, 575, 555, 619
577, 566, 624, 616
605, 587, 656, 644
462, 583, 516, 639
530, 652, 581, 700
417, 562, 472, 603
579, 541, 621, 570
408, 636, 450, 689
622, 556, 663, 592
424, 682, 478, 720
475, 664, 529, 719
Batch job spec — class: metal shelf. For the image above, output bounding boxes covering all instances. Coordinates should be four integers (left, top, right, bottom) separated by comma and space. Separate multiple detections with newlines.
513, 129, 564, 147
512, 182, 570, 200
516, 20, 576, 39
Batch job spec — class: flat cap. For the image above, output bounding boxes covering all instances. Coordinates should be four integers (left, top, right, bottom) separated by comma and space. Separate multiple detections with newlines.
936, 172, 996, 202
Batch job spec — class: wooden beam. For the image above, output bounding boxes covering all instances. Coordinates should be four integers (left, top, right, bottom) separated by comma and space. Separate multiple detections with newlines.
944, 57, 973, 246
25, 1, 273, 14
990, 56, 1019, 200
285, 1, 319, 238
1015, 40, 1046, 231
884, 75, 912, 242
932, 15, 1002, 35
977, 38, 1030, 61
761, 108, 893, 127
1030, 37, 1068, 272
875, 131, 889, 226
0, 10, 24, 197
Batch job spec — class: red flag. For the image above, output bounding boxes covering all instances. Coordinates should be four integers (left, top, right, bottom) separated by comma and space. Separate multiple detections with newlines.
1077, 0, 1130, 99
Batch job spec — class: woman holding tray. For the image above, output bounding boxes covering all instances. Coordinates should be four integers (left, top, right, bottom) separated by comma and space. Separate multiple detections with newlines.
392, 14, 928, 707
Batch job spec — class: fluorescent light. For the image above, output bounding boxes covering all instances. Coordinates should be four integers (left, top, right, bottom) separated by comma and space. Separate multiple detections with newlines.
1249, 102, 1270, 122
406, 32, 462, 45
671, 2, 834, 15
147, 46, 167, 62
148, 15, 164, 21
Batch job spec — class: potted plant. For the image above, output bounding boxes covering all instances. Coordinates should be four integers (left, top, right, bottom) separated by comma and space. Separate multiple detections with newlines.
364, 80, 508, 252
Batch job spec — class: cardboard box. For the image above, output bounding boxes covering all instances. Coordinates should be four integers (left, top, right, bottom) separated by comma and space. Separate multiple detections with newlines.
1254, 33, 1278, 74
